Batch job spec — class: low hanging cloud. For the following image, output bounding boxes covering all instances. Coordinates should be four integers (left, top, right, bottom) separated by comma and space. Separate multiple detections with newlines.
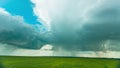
0, 8, 47, 49
0, 0, 120, 53
31, 0, 120, 51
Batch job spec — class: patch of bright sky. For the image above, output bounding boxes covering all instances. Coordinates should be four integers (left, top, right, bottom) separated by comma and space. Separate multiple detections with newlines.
0, 0, 40, 25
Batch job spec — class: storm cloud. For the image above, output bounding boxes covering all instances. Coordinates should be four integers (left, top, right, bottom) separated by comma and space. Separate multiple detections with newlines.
0, 0, 120, 53
0, 8, 47, 49
31, 0, 120, 51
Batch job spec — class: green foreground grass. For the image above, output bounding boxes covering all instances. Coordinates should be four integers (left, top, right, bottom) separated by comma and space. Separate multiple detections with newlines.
0, 56, 120, 68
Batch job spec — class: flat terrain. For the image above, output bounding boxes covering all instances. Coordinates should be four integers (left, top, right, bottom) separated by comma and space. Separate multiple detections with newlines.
0, 56, 120, 68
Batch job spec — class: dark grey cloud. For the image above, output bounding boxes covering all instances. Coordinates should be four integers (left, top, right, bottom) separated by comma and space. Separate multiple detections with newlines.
1, 0, 120, 52
0, 8, 47, 49
32, 0, 120, 51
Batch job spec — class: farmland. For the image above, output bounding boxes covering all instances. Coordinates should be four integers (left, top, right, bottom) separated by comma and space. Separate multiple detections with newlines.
0, 56, 119, 68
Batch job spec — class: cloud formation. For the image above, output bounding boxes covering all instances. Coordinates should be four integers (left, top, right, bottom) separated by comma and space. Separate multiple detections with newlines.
1, 0, 120, 57
0, 8, 47, 49
31, 0, 120, 51
1, 0, 120, 53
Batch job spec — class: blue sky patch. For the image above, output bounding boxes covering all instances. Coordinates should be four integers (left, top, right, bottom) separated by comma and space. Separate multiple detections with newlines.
0, 0, 40, 25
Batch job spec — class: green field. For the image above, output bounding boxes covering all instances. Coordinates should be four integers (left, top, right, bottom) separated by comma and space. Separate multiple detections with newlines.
0, 56, 120, 68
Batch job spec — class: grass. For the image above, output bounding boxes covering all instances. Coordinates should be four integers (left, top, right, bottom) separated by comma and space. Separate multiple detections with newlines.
0, 56, 120, 68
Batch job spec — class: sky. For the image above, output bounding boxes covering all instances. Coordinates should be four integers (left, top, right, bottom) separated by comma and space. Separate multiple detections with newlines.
0, 0, 39, 24
0, 0, 120, 58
